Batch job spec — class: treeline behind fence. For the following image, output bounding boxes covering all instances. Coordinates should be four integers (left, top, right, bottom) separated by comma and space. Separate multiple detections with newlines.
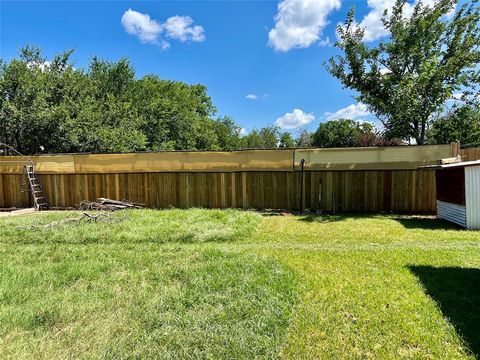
0, 144, 457, 212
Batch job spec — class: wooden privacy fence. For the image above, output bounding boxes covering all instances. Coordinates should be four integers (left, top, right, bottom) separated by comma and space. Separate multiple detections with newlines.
460, 147, 480, 161
0, 144, 455, 213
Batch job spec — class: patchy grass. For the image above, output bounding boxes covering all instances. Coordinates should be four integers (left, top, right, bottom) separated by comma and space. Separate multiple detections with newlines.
1, 210, 480, 359
0, 208, 261, 244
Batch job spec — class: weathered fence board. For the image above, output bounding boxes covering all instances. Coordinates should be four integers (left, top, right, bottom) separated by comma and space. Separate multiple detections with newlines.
0, 170, 437, 212
460, 147, 480, 161
0, 145, 456, 212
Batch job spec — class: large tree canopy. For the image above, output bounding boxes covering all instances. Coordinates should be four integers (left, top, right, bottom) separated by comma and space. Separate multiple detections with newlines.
1, 48, 147, 154
429, 101, 480, 145
312, 119, 376, 148
327, 0, 480, 144
1, 46, 289, 154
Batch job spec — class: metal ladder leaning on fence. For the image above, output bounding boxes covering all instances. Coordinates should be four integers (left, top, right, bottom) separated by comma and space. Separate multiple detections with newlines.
0, 142, 48, 211
24, 165, 48, 210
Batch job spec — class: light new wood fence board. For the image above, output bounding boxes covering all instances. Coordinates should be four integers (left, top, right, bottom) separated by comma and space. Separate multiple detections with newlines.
295, 145, 451, 170
0, 145, 452, 174
461, 147, 480, 161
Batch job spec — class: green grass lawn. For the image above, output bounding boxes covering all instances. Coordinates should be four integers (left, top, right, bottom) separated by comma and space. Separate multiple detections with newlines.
1, 209, 479, 359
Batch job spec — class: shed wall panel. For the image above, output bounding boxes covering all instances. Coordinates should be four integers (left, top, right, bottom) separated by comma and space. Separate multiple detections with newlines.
465, 165, 480, 229
437, 200, 466, 227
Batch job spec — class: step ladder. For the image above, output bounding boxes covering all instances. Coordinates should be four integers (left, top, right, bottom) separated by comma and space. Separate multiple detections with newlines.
24, 165, 48, 210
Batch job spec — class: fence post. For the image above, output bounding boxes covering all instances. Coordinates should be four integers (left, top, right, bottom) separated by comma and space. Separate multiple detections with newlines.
450, 141, 460, 157
300, 159, 305, 213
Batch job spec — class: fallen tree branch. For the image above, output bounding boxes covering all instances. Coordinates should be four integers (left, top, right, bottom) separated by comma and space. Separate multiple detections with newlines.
19, 211, 127, 230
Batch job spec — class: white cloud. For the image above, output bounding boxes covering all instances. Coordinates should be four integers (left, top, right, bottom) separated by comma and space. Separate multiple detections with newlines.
246, 94, 269, 100
121, 9, 163, 44
379, 67, 392, 75
240, 128, 248, 136
268, 0, 341, 52
275, 108, 315, 129
160, 40, 171, 50
317, 36, 333, 47
356, 0, 395, 41
27, 60, 52, 72
38, 61, 52, 71
352, 0, 454, 42
324, 103, 371, 121
121, 9, 205, 48
164, 15, 205, 42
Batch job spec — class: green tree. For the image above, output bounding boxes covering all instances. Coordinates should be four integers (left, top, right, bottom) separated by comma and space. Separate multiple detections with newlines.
327, 0, 480, 144
429, 103, 480, 145
296, 130, 313, 147
0, 46, 85, 153
279, 132, 295, 148
77, 57, 147, 153
258, 126, 280, 148
0, 46, 233, 154
213, 116, 242, 150
240, 129, 261, 148
312, 119, 375, 148
240, 126, 280, 149
132, 75, 218, 151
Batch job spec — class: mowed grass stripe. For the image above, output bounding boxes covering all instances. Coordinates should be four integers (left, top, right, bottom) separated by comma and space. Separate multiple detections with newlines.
0, 246, 298, 359
272, 249, 479, 359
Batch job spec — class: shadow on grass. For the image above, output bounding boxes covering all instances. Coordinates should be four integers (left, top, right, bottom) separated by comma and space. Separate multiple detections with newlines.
265, 211, 464, 230
409, 266, 480, 357
394, 217, 463, 230
297, 213, 377, 223
259, 211, 373, 223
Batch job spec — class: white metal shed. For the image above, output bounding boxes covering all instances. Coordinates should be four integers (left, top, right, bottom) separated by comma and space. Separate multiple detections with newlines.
431, 160, 480, 229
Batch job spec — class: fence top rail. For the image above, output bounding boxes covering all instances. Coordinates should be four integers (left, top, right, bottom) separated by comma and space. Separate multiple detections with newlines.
0, 143, 451, 156
0, 144, 453, 174
0, 143, 34, 169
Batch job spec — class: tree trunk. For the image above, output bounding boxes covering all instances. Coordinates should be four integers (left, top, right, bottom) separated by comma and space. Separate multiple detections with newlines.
419, 118, 427, 145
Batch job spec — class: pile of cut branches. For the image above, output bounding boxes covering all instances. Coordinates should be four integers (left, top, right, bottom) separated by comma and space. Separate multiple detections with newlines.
78, 198, 145, 211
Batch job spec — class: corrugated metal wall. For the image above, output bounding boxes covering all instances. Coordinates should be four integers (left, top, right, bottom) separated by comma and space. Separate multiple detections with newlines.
465, 166, 480, 229
437, 200, 466, 227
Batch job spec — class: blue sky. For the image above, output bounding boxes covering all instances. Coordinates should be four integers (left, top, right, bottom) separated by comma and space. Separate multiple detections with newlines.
0, 0, 449, 134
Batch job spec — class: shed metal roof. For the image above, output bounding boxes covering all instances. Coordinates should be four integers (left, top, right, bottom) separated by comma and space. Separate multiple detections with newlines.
422, 160, 480, 169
